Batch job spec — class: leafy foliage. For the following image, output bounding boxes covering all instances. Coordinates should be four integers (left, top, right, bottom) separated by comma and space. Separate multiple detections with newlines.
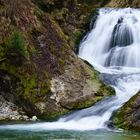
5, 31, 29, 60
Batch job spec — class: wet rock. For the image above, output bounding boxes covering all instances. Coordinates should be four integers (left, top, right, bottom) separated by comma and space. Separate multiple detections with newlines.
0, 95, 29, 121
113, 92, 140, 131
31, 116, 38, 121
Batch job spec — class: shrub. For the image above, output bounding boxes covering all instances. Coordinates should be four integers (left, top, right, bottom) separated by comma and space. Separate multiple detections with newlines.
5, 31, 29, 60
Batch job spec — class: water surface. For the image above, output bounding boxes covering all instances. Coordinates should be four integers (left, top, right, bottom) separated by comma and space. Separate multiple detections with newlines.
0, 129, 140, 140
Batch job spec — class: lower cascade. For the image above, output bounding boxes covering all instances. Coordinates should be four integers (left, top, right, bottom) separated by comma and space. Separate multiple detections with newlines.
1, 8, 140, 131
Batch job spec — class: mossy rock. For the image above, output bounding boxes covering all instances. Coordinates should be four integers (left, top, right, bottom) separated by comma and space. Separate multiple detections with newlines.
113, 92, 140, 131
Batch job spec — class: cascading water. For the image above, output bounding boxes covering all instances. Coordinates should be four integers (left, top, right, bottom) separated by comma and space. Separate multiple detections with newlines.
1, 8, 140, 131
80, 8, 140, 67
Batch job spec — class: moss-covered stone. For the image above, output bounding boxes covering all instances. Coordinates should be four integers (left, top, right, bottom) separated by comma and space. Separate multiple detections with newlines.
113, 92, 140, 132
49, 54, 115, 111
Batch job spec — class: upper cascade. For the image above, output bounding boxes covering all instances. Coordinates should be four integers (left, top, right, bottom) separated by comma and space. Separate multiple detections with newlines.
79, 8, 140, 68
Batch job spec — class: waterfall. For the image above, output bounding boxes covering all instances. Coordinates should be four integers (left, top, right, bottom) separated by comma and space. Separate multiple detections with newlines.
79, 8, 140, 67
1, 8, 140, 131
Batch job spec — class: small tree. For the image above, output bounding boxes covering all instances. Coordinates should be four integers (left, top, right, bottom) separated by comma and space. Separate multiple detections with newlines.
5, 31, 29, 60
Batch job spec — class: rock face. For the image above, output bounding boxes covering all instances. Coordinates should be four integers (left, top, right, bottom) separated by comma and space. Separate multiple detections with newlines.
0, 0, 115, 121
34, 0, 111, 51
113, 92, 140, 131
50, 54, 114, 110
0, 95, 29, 121
107, 0, 140, 7
35, 53, 115, 119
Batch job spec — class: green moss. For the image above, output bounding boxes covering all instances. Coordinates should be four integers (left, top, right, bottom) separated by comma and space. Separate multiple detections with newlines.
19, 72, 51, 103
21, 78, 36, 97
90, 70, 100, 81
113, 93, 140, 130
113, 111, 125, 127
73, 29, 84, 48
112, 109, 130, 130
99, 82, 115, 96
70, 96, 104, 110
0, 59, 51, 104
0, 45, 4, 59
40, 108, 69, 121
